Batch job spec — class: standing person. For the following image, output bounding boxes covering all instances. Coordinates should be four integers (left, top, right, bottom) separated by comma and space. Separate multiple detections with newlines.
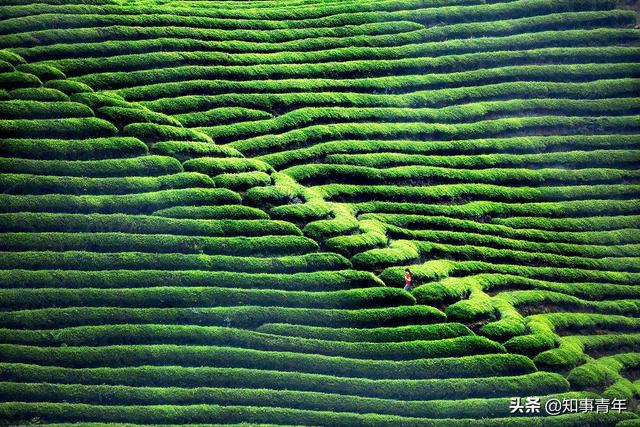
403, 268, 413, 292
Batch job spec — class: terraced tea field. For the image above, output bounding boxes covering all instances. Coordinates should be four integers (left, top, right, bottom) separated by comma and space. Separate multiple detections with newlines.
0, 0, 639, 425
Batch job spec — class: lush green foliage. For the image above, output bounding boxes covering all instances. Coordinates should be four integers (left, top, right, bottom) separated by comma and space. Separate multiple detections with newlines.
0, 188, 240, 214
0, 0, 638, 424
0, 137, 148, 160
0, 172, 214, 195
0, 269, 382, 291
150, 140, 242, 160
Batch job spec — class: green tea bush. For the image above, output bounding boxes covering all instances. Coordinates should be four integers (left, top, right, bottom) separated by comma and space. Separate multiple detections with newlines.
364, 213, 640, 246
0, 305, 446, 329
6, 0, 610, 36
501, 290, 640, 318
0, 100, 93, 119
0, 213, 303, 237
303, 206, 360, 241
0, 137, 148, 160
479, 299, 527, 342
531, 313, 640, 335
0, 251, 350, 273
90, 48, 640, 91
421, 273, 640, 302
15, 63, 65, 81
356, 199, 640, 222
175, 107, 272, 127
70, 91, 137, 109
535, 335, 640, 372
0, 50, 24, 65
1, 0, 639, 423
286, 163, 640, 187
203, 98, 640, 143
0, 117, 117, 138
504, 333, 557, 357
123, 61, 639, 103
325, 220, 388, 257
0, 362, 566, 400
9, 87, 68, 101
318, 182, 640, 205
244, 174, 304, 207
150, 140, 243, 161
0, 155, 181, 176
0, 269, 382, 291
123, 123, 212, 144
44, 79, 93, 95
421, 242, 639, 273
0, 72, 40, 89
5, 20, 421, 55
494, 215, 640, 232
1, 401, 632, 426
327, 149, 640, 170
0, 0, 516, 30
0, 188, 240, 214
262, 134, 640, 169
0, 233, 317, 256
0, 172, 214, 195
99, 106, 182, 127
10, 7, 629, 53
0, 330, 524, 371
213, 171, 272, 191
232, 115, 640, 156
270, 201, 333, 222
184, 157, 272, 175
352, 240, 420, 270
0, 0, 481, 36
0, 382, 593, 420
0, 286, 412, 311
567, 353, 640, 392
256, 322, 471, 341
153, 205, 269, 220
380, 259, 640, 288
385, 224, 640, 258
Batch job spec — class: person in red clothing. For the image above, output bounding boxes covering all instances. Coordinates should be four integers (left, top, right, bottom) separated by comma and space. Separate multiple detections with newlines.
403, 268, 413, 292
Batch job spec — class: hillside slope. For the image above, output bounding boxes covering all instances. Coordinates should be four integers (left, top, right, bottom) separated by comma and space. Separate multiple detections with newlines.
0, 0, 639, 425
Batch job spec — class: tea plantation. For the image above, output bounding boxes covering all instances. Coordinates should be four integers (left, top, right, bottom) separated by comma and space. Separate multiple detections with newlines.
0, 0, 639, 425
